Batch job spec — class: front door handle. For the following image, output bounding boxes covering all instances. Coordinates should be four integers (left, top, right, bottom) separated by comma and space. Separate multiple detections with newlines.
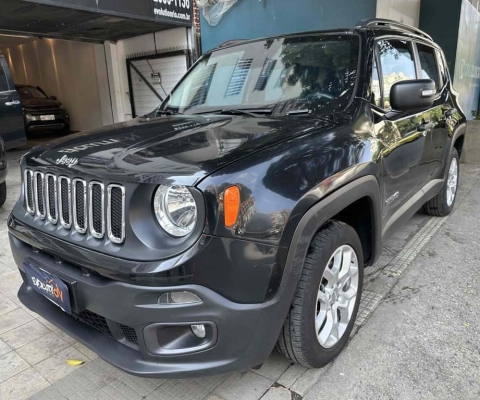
5, 100, 20, 106
417, 121, 434, 133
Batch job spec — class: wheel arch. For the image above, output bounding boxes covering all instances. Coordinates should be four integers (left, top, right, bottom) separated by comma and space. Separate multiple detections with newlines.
277, 175, 382, 300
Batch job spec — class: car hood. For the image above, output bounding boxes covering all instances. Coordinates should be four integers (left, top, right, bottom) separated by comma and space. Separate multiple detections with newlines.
24, 114, 332, 185
21, 98, 63, 109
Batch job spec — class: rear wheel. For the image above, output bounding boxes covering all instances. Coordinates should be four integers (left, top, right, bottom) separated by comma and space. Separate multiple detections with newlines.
276, 221, 364, 368
0, 181, 7, 207
424, 148, 459, 216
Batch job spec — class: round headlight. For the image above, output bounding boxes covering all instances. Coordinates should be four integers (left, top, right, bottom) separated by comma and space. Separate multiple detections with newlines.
153, 185, 197, 237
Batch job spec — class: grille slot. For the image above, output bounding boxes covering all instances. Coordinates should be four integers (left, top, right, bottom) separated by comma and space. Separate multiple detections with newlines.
118, 324, 139, 345
45, 174, 58, 224
58, 176, 71, 228
34, 172, 45, 219
72, 179, 87, 233
25, 169, 35, 215
89, 182, 105, 238
107, 184, 125, 243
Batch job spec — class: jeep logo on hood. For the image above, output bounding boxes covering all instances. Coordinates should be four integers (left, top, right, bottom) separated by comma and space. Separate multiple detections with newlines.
58, 139, 120, 154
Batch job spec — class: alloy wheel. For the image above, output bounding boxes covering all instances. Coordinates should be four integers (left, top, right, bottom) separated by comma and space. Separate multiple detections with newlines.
446, 157, 458, 207
315, 245, 359, 348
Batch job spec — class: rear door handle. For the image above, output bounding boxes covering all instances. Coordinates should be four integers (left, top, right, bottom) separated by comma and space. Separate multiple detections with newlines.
445, 108, 457, 117
5, 100, 20, 106
417, 121, 434, 133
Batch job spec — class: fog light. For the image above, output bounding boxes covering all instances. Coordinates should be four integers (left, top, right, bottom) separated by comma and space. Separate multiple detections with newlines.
158, 291, 201, 305
191, 324, 206, 338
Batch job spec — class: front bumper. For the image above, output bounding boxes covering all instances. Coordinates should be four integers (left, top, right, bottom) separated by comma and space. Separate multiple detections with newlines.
11, 233, 289, 378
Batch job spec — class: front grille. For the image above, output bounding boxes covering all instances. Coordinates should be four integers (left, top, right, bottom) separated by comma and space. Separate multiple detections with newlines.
77, 310, 113, 337
24, 169, 125, 243
118, 324, 139, 345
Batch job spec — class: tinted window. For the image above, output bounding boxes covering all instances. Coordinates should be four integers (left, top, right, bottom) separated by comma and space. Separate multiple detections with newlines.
436, 50, 447, 87
16, 86, 48, 99
378, 40, 416, 109
162, 35, 360, 115
417, 43, 440, 89
0, 65, 9, 92
371, 59, 382, 107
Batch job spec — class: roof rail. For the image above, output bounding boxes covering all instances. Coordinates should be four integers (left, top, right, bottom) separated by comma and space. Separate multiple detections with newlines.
355, 18, 433, 41
214, 39, 247, 50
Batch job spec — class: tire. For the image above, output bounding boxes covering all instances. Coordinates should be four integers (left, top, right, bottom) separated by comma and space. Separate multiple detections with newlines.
0, 181, 7, 207
276, 221, 364, 368
423, 148, 459, 216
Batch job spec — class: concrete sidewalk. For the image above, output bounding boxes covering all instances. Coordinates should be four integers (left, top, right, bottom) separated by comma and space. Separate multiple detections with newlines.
0, 152, 478, 399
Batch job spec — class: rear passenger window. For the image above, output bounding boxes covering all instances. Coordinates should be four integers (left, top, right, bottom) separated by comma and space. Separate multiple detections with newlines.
0, 65, 9, 92
417, 43, 440, 90
377, 40, 416, 110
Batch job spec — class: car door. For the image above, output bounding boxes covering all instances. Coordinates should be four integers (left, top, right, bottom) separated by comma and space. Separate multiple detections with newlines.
373, 39, 430, 221
0, 56, 26, 150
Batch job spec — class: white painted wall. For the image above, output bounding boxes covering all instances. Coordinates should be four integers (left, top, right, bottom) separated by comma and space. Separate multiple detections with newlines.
0, 38, 113, 131
108, 27, 189, 121
376, 0, 421, 27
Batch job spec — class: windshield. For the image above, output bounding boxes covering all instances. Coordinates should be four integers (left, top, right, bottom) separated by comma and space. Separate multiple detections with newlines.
160, 34, 359, 115
17, 86, 47, 99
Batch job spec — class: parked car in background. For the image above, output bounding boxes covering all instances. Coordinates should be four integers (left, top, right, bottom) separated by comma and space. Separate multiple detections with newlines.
15, 84, 70, 135
0, 55, 27, 150
9, 19, 466, 378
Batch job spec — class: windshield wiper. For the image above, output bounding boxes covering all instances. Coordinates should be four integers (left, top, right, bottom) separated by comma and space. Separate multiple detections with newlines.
194, 108, 273, 117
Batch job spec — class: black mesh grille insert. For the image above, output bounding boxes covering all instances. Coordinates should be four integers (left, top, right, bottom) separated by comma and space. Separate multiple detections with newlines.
47, 176, 56, 220
26, 172, 34, 211
75, 181, 86, 230
110, 187, 123, 241
118, 324, 138, 345
60, 179, 70, 225
77, 310, 112, 337
36, 175, 44, 216
91, 184, 103, 235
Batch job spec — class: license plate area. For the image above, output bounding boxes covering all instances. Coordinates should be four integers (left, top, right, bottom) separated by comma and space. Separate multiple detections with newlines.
40, 115, 55, 121
24, 261, 72, 315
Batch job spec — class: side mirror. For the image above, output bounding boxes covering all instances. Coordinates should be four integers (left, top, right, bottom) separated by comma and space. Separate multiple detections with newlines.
389, 79, 435, 111
49, 95, 57, 100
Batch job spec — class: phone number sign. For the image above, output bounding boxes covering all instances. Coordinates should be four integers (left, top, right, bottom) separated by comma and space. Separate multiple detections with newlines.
153, 0, 192, 23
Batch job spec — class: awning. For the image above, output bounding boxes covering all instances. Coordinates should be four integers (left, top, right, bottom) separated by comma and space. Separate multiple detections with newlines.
0, 0, 192, 43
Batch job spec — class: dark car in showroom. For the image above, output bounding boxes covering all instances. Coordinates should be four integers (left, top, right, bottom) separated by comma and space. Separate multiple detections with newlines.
16, 84, 70, 135
9, 19, 466, 378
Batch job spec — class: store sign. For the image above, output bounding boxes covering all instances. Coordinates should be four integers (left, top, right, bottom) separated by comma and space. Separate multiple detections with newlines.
453, 0, 480, 118
27, 0, 192, 25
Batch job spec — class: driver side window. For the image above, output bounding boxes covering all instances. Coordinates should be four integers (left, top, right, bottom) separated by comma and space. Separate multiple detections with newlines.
377, 40, 417, 110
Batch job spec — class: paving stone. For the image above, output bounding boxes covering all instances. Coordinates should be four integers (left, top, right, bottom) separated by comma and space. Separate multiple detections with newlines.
0, 308, 34, 335
0, 270, 22, 299
72, 342, 98, 360
52, 329, 77, 345
0, 350, 30, 382
17, 332, 69, 365
148, 379, 210, 400
76, 357, 122, 387
0, 337, 12, 356
276, 364, 307, 389
260, 387, 292, 400
0, 293, 18, 317
0, 367, 49, 400
0, 260, 13, 275
34, 346, 88, 384
290, 367, 327, 397
250, 352, 290, 381
214, 371, 273, 400
29, 385, 66, 400
113, 372, 165, 397
0, 319, 50, 349
194, 373, 228, 390
36, 316, 58, 332
204, 396, 227, 400
53, 369, 103, 399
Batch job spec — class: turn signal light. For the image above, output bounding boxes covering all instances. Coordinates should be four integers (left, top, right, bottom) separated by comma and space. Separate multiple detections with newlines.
224, 185, 240, 227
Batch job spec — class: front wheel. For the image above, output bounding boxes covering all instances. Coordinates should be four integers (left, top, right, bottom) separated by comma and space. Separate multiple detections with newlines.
276, 221, 364, 368
424, 148, 459, 216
